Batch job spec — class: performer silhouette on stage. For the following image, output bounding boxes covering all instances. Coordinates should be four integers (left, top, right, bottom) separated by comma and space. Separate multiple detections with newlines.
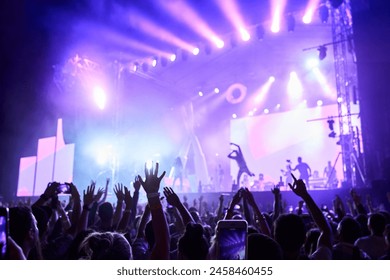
292, 156, 312, 189
281, 160, 293, 187
228, 143, 255, 189
172, 156, 184, 191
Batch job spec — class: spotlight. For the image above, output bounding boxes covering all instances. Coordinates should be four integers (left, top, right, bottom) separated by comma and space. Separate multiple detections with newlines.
93, 86, 106, 110
286, 14, 295, 32
319, 4, 329, 23
318, 46, 327, 60
132, 62, 139, 72
192, 47, 200, 56
151, 57, 158, 67
240, 28, 250, 41
327, 119, 335, 130
215, 39, 224, 49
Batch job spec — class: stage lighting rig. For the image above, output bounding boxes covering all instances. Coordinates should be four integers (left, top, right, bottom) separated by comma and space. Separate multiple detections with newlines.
327, 119, 335, 130
328, 131, 337, 138
319, 4, 329, 23
318, 46, 327, 60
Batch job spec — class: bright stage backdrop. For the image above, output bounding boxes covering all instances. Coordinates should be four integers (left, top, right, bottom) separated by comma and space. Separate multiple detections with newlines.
230, 103, 361, 189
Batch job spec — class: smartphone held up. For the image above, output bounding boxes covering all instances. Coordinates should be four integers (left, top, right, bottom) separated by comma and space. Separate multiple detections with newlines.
56, 183, 71, 194
0, 207, 9, 260
216, 219, 248, 260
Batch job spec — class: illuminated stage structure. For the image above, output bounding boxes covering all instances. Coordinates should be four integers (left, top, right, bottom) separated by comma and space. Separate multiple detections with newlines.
17, 119, 75, 196
23, 0, 372, 203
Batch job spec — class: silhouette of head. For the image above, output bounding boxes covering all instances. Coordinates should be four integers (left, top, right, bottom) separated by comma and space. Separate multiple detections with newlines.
368, 213, 386, 236
248, 233, 283, 260
98, 202, 114, 223
274, 214, 306, 258
78, 231, 132, 260
178, 222, 209, 260
298, 157, 302, 163
9, 206, 39, 254
337, 216, 361, 244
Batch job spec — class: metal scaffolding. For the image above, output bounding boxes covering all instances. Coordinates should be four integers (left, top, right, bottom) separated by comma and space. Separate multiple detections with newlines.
330, 0, 364, 187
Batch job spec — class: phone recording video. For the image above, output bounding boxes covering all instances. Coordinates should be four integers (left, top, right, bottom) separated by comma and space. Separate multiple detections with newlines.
57, 183, 71, 194
216, 220, 248, 260
0, 207, 9, 260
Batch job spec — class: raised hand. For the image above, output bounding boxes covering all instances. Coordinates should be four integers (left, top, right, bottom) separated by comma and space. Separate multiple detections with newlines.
44, 182, 60, 197
350, 188, 362, 204
288, 173, 309, 198
95, 187, 104, 203
124, 186, 132, 208
163, 187, 181, 208
114, 183, 126, 202
133, 176, 141, 192
243, 188, 256, 208
271, 184, 281, 196
68, 182, 80, 201
231, 187, 244, 206
83, 184, 98, 206
138, 162, 166, 194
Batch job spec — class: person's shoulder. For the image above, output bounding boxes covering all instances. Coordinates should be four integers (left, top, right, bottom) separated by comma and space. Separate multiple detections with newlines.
310, 245, 333, 260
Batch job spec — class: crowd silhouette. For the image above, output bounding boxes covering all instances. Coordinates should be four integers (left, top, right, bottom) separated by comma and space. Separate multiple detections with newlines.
1, 160, 390, 260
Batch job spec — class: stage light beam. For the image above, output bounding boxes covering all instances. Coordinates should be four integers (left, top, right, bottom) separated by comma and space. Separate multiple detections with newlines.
302, 0, 321, 24
288, 71, 303, 98
93, 86, 106, 110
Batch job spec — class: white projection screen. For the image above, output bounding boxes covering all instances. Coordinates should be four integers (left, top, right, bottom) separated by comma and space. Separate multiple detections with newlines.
229, 104, 361, 190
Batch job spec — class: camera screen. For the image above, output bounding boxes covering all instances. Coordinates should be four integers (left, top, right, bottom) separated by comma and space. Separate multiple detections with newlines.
0, 216, 7, 259
57, 184, 70, 194
218, 227, 247, 260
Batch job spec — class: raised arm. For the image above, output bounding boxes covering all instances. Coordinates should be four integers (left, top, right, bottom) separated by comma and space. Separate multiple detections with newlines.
135, 205, 151, 239
242, 191, 253, 225
112, 183, 126, 228
332, 195, 345, 222
350, 188, 367, 215
163, 186, 195, 226
224, 188, 243, 220
77, 183, 100, 233
130, 176, 141, 229
243, 188, 271, 237
271, 185, 281, 221
32, 182, 58, 208
289, 173, 332, 250
117, 186, 133, 232
138, 162, 169, 260
215, 194, 225, 221
66, 183, 81, 236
